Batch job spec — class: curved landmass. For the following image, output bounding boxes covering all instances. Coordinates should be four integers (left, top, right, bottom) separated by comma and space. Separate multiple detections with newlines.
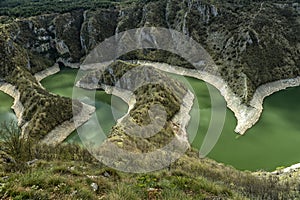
76, 60, 195, 171
34, 63, 95, 145
78, 60, 191, 148
0, 83, 24, 128
0, 61, 95, 144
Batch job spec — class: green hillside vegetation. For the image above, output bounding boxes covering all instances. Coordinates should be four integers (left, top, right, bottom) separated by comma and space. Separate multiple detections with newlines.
81, 60, 187, 153
1, 0, 299, 104
0, 24, 82, 140
119, 49, 194, 69
0, 0, 118, 18
6, 67, 82, 140
0, 122, 298, 199
0, 1, 299, 199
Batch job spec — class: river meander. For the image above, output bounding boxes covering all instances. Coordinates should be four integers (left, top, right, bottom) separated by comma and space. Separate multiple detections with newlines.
1, 67, 300, 171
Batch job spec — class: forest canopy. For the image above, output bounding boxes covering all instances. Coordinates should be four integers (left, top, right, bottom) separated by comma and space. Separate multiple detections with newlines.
0, 0, 127, 17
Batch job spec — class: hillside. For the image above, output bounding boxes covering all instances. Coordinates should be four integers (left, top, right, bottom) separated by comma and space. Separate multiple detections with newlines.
0, 124, 298, 199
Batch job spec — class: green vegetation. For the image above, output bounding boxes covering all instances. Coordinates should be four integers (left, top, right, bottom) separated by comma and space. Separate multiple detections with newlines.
0, 25, 82, 141
0, 1, 299, 199
119, 49, 194, 69
1, 0, 298, 104
201, 0, 300, 103
82, 60, 188, 152
38, 67, 300, 171
98, 60, 140, 86
6, 67, 82, 140
0, 0, 117, 18
0, 121, 298, 199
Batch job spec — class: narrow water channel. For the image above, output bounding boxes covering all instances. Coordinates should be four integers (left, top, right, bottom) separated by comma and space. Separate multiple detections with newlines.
40, 67, 128, 144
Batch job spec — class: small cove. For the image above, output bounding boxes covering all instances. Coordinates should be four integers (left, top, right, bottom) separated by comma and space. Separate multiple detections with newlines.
1, 67, 300, 171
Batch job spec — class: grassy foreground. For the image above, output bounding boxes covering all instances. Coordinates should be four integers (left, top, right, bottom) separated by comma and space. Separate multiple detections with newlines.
0, 122, 298, 200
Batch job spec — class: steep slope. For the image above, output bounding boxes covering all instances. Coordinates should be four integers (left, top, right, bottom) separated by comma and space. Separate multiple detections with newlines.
3, 0, 299, 101
0, 0, 299, 138
0, 127, 297, 199
0, 23, 83, 140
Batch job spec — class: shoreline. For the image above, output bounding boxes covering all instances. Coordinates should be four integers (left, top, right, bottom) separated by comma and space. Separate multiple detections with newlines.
135, 61, 300, 174
76, 80, 194, 146
76, 60, 300, 173
0, 63, 96, 145
0, 82, 26, 134
41, 102, 95, 145
135, 61, 300, 135
34, 63, 61, 82
36, 63, 96, 145
2, 60, 300, 171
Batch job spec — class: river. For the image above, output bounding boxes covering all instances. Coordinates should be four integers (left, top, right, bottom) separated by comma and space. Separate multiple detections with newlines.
0, 90, 17, 124
1, 67, 300, 171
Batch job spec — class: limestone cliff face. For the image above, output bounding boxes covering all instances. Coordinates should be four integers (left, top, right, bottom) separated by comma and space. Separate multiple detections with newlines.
2, 0, 298, 103
0, 0, 299, 138
80, 9, 119, 53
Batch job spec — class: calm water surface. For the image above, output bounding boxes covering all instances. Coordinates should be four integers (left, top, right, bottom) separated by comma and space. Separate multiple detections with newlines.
1, 68, 300, 171
40, 68, 128, 143
0, 90, 17, 124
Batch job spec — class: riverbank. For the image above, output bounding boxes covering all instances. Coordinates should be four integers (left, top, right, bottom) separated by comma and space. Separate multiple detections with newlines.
77, 59, 300, 135
34, 63, 60, 82
0, 63, 96, 145
36, 63, 96, 145
134, 61, 300, 135
78, 60, 256, 134
76, 77, 194, 145
0, 82, 26, 133
52, 60, 300, 171
41, 102, 95, 145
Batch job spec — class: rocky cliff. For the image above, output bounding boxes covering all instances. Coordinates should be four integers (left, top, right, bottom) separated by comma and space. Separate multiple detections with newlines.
2, 0, 299, 92
0, 0, 299, 138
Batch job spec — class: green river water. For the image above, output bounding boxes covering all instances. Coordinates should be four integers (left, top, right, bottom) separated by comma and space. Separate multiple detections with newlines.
0, 90, 17, 123
1, 68, 300, 171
